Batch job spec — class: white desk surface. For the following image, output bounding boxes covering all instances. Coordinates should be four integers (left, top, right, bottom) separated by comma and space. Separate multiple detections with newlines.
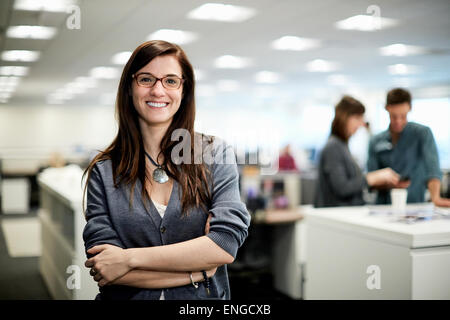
303, 204, 450, 248
37, 165, 83, 209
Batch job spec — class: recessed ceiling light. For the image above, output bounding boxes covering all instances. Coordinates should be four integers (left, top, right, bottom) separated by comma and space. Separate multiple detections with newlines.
89, 67, 120, 79
187, 3, 256, 22
0, 66, 29, 76
272, 36, 321, 51
388, 64, 421, 75
0, 77, 21, 92
111, 51, 132, 65
379, 44, 428, 56
335, 14, 398, 31
0, 92, 12, 99
0, 86, 17, 93
14, 0, 78, 12
7, 26, 57, 39
214, 55, 252, 69
254, 71, 281, 84
147, 29, 198, 45
1, 50, 40, 62
0, 76, 20, 85
306, 59, 339, 72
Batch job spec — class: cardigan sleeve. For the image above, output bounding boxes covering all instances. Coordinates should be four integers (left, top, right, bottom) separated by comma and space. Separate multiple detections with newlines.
206, 140, 251, 258
322, 142, 367, 198
82, 162, 125, 258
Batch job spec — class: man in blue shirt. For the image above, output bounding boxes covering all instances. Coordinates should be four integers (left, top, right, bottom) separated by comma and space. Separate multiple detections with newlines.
368, 88, 450, 207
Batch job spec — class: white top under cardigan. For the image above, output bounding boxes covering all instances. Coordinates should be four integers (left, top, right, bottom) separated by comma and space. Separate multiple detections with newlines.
152, 199, 167, 300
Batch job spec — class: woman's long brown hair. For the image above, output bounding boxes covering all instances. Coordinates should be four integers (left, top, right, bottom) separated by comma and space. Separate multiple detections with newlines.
331, 95, 365, 142
83, 40, 212, 215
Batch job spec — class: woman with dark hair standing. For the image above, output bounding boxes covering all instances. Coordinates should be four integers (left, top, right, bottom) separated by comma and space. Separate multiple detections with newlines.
314, 96, 405, 208
82, 40, 250, 300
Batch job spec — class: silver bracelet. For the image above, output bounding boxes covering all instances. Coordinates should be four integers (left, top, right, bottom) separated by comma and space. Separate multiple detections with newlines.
189, 272, 199, 289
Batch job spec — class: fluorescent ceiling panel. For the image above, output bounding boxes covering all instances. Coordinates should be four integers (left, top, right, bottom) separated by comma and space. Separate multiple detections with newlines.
254, 71, 281, 84
6, 26, 57, 39
111, 51, 132, 65
14, 0, 78, 12
388, 64, 421, 75
214, 55, 252, 69
0, 66, 29, 76
147, 29, 198, 45
187, 3, 256, 22
272, 36, 321, 51
335, 15, 398, 31
306, 59, 339, 72
380, 44, 428, 56
1, 50, 40, 62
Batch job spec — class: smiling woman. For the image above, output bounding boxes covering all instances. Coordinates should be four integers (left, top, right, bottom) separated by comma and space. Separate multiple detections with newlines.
81, 40, 250, 300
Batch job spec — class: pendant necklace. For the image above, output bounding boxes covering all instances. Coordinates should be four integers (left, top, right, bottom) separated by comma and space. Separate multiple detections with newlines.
144, 151, 169, 184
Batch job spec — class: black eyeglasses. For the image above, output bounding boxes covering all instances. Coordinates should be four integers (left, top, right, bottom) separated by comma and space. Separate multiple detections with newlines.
132, 72, 184, 90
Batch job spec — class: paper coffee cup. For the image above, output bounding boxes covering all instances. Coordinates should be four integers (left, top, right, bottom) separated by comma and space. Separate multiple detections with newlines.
391, 188, 407, 216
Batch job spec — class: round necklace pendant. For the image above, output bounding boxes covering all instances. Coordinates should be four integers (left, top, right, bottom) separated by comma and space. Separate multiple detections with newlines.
153, 167, 169, 184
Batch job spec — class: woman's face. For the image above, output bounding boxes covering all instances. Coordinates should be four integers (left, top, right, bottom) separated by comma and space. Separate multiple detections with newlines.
131, 55, 183, 129
346, 114, 365, 137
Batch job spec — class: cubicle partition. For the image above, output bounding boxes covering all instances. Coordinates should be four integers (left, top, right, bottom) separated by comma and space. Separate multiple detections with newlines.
37, 165, 98, 300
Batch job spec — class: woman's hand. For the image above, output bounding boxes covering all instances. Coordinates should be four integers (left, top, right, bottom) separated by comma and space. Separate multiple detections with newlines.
366, 168, 402, 188
205, 266, 217, 278
85, 244, 132, 287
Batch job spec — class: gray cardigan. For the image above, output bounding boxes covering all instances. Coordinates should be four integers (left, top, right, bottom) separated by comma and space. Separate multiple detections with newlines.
314, 135, 367, 208
82, 135, 250, 300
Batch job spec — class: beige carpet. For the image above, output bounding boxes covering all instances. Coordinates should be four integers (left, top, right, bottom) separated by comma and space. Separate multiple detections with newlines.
1, 217, 41, 257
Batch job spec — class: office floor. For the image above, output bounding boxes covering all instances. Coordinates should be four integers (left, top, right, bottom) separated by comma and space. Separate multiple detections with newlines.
228, 267, 292, 300
0, 210, 51, 300
0, 209, 290, 300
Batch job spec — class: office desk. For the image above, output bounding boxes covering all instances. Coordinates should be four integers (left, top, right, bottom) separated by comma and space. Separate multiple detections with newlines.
253, 207, 306, 299
255, 208, 304, 225
37, 165, 97, 300
303, 204, 450, 299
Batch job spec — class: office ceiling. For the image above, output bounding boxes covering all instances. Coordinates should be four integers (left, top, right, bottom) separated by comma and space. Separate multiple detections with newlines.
1, 0, 450, 107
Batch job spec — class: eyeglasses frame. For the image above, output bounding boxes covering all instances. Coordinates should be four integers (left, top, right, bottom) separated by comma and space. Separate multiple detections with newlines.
132, 72, 185, 90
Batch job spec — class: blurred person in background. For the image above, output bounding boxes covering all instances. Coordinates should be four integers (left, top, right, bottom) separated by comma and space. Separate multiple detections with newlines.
314, 95, 405, 208
82, 40, 250, 300
278, 144, 299, 171
368, 88, 450, 207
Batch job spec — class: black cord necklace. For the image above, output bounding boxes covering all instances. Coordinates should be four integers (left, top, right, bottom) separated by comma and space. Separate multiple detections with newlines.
144, 151, 169, 184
